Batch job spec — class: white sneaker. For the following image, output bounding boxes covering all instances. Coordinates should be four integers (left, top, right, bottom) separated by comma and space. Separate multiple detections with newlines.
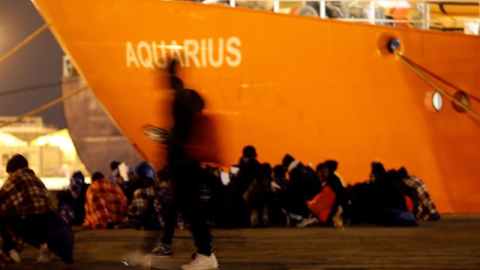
121, 250, 151, 268
9, 249, 21, 264
181, 253, 218, 270
36, 243, 51, 263
296, 215, 319, 228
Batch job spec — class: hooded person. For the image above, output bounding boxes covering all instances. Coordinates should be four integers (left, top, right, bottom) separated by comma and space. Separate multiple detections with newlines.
110, 161, 122, 184
126, 162, 162, 230
281, 154, 321, 220
57, 171, 90, 226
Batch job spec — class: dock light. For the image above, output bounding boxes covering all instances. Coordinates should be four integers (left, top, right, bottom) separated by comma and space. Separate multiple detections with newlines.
387, 38, 401, 53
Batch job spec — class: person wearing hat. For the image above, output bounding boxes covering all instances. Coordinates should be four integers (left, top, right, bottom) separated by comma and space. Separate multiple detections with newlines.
0, 154, 55, 264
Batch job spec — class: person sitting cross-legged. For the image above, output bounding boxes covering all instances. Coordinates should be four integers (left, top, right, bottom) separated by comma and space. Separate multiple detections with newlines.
83, 172, 128, 229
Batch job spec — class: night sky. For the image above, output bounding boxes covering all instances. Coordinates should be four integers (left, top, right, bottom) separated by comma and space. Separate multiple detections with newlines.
0, 0, 66, 129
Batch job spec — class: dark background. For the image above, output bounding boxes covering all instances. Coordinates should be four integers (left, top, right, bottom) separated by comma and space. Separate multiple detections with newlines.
0, 0, 66, 129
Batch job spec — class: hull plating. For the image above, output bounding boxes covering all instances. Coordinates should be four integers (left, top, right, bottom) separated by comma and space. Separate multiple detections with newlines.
32, 0, 480, 213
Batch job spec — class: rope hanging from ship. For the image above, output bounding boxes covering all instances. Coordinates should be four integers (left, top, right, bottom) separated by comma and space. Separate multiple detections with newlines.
388, 38, 480, 121
0, 24, 89, 128
0, 24, 48, 64
0, 80, 63, 97
0, 24, 59, 99
0, 85, 88, 129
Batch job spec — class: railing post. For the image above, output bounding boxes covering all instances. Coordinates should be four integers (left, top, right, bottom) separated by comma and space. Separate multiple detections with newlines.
369, 0, 376, 25
423, 1, 429, 30
320, 0, 326, 19
274, 1, 280, 13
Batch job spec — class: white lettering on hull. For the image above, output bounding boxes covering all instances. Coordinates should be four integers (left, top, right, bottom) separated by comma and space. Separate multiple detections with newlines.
126, 37, 242, 69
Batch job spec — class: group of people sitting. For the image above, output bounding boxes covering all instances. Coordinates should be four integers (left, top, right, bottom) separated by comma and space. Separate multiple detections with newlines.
218, 146, 440, 229
56, 144, 440, 233
57, 161, 166, 230
0, 146, 440, 265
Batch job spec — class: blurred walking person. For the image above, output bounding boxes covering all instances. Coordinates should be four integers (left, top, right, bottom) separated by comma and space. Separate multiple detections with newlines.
147, 59, 218, 270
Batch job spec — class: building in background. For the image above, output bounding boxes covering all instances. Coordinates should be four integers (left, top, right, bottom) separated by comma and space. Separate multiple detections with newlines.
0, 144, 62, 178
0, 116, 58, 142
0, 116, 87, 179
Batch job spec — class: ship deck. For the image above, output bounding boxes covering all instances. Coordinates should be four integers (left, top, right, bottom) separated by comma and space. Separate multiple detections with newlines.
14, 214, 480, 270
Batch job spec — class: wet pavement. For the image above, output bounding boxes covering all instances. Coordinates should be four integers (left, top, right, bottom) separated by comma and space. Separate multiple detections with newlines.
9, 214, 480, 270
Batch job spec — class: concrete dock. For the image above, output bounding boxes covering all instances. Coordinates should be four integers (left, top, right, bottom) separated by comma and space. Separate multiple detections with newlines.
11, 214, 480, 270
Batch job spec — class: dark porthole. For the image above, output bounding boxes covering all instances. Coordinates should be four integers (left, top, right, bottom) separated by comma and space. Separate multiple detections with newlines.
452, 91, 470, 113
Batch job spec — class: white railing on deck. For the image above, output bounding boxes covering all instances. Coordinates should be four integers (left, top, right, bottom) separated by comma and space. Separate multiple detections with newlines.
201, 0, 480, 34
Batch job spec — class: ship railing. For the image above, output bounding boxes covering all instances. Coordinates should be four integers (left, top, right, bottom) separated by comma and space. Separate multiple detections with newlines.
201, 0, 480, 35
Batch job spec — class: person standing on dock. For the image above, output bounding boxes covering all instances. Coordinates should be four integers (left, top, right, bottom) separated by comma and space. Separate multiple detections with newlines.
149, 59, 218, 270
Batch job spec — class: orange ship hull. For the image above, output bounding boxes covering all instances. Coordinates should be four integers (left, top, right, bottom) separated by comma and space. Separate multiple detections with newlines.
32, 0, 480, 213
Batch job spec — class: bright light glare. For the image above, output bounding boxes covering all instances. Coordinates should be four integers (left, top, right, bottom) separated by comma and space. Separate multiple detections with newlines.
378, 1, 411, 8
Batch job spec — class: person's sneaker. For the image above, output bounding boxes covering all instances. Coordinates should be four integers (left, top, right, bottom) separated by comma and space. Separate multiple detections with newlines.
296, 215, 319, 228
151, 243, 173, 257
9, 249, 21, 264
36, 243, 51, 262
121, 250, 151, 268
181, 253, 218, 270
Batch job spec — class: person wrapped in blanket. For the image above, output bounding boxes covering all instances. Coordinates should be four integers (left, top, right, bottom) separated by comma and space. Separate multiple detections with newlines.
122, 161, 164, 230
397, 167, 440, 221
57, 171, 89, 225
83, 172, 127, 229
0, 154, 54, 264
